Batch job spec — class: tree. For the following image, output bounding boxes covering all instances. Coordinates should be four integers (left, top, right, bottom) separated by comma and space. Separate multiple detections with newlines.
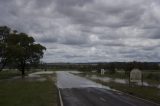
0, 26, 10, 71
8, 32, 46, 77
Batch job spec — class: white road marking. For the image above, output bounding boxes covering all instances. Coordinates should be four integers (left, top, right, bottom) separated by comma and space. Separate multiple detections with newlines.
100, 97, 106, 102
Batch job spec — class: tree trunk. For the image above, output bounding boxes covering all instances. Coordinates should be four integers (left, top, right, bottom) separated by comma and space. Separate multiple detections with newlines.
21, 69, 25, 79
0, 60, 7, 72
0, 64, 5, 72
141, 72, 143, 87
128, 71, 131, 86
21, 63, 26, 79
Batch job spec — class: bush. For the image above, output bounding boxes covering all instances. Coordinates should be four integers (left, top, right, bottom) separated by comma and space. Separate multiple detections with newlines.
146, 73, 160, 81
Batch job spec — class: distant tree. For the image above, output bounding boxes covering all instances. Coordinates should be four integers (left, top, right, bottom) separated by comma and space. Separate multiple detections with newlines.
123, 62, 135, 86
108, 63, 116, 74
8, 32, 46, 77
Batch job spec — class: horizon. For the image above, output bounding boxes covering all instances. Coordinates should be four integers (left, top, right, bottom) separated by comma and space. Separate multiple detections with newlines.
45, 61, 160, 64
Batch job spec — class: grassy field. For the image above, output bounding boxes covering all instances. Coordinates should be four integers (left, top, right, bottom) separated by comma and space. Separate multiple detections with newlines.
0, 70, 57, 106
0, 70, 21, 80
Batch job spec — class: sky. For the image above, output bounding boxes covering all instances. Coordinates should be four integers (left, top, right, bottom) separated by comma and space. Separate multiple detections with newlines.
0, 0, 160, 63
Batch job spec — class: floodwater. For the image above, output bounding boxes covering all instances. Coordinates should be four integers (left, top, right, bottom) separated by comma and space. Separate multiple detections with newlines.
27, 71, 54, 81
28, 71, 54, 76
91, 75, 127, 84
87, 74, 160, 89
56, 71, 112, 90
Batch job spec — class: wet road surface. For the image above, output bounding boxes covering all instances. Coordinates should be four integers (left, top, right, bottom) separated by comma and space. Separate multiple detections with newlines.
57, 71, 109, 89
57, 71, 159, 106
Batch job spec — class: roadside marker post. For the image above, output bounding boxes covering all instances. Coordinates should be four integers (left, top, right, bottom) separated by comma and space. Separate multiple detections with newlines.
130, 69, 142, 86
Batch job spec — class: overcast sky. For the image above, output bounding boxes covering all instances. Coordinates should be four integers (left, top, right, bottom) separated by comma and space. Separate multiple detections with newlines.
0, 0, 160, 63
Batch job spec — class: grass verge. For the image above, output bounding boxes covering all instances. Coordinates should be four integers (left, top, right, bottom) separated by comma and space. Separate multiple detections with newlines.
0, 70, 21, 80
0, 75, 57, 106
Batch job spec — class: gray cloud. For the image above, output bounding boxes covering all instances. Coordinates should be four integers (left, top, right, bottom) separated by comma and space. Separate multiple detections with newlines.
0, 0, 160, 62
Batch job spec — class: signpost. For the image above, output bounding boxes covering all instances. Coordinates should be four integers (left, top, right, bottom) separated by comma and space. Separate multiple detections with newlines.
130, 69, 142, 86
101, 69, 105, 75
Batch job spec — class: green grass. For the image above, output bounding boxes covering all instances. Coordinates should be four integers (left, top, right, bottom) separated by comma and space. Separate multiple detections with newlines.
0, 73, 57, 106
0, 69, 52, 80
0, 70, 21, 80
143, 72, 160, 84
101, 72, 128, 79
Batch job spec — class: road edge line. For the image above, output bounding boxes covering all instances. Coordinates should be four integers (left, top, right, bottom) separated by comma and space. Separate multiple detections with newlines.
115, 89, 160, 106
58, 88, 64, 106
78, 75, 160, 105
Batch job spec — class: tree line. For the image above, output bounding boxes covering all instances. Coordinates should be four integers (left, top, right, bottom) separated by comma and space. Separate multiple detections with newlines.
39, 62, 160, 73
78, 62, 160, 73
0, 26, 46, 77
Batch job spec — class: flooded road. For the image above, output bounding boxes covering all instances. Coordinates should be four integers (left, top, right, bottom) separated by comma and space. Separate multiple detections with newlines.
57, 71, 159, 106
56, 71, 110, 89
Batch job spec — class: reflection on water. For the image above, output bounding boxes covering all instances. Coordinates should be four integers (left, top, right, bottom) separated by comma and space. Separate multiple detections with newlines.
86, 74, 160, 89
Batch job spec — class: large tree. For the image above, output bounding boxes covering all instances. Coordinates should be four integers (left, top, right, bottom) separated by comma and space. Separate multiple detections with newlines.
8, 32, 46, 77
0, 26, 46, 76
0, 26, 10, 71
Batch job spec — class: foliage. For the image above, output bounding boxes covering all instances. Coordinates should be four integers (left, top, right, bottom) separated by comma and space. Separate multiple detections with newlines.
146, 73, 160, 81
0, 26, 10, 71
77, 62, 159, 73
0, 26, 46, 77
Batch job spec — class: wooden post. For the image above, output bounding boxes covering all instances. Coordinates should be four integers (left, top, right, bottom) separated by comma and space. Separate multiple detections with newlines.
141, 71, 143, 87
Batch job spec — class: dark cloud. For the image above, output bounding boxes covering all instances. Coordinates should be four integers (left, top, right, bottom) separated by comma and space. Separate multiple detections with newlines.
0, 0, 160, 62
37, 37, 58, 43
34, 0, 54, 8
59, 35, 90, 45
144, 29, 160, 39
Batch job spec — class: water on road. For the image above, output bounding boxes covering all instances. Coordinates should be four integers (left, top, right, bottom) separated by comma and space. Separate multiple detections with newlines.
56, 71, 159, 106
56, 71, 111, 90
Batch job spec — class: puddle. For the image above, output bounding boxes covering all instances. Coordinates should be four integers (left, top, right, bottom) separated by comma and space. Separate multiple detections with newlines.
137, 82, 149, 86
114, 79, 127, 84
68, 71, 82, 74
56, 71, 112, 90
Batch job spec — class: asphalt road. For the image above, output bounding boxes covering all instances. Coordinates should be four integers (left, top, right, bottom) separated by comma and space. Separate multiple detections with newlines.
57, 71, 159, 106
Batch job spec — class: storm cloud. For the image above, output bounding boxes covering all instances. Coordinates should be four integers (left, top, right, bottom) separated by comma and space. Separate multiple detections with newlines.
0, 0, 160, 62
